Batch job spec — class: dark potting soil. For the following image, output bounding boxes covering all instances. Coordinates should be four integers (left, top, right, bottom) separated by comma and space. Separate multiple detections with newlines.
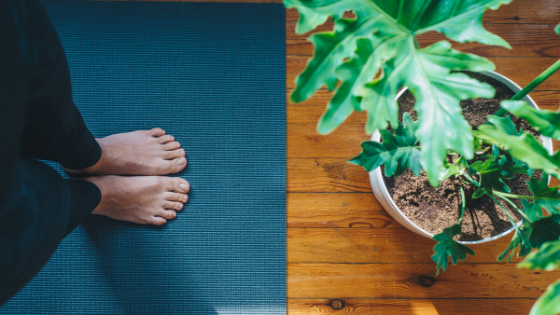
382, 71, 543, 241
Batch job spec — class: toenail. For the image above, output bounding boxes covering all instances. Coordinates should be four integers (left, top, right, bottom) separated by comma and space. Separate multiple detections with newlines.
179, 184, 187, 191
183, 195, 187, 202
177, 204, 183, 210
177, 158, 185, 166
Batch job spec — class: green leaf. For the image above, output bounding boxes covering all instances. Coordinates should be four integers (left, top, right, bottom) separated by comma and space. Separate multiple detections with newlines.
486, 115, 523, 136
286, 0, 512, 185
497, 215, 560, 262
519, 239, 560, 271
432, 223, 475, 275
523, 199, 544, 222
350, 113, 421, 177
478, 124, 560, 179
556, 23, 560, 36
528, 215, 560, 249
501, 100, 560, 140
498, 228, 532, 263
318, 37, 379, 134
529, 177, 560, 215
290, 17, 376, 103
439, 159, 466, 181
529, 279, 560, 315
468, 145, 527, 198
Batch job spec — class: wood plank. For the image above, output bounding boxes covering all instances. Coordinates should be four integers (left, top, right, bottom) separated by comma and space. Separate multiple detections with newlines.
288, 298, 537, 315
288, 23, 560, 58
288, 263, 559, 298
286, 193, 394, 228
287, 228, 523, 264
483, 0, 560, 24
288, 156, 560, 193
416, 24, 560, 58
285, 0, 560, 25
288, 56, 560, 91
286, 90, 560, 124
288, 158, 370, 193
287, 123, 368, 158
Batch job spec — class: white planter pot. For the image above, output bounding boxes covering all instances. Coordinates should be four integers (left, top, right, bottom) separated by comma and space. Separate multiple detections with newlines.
368, 70, 554, 245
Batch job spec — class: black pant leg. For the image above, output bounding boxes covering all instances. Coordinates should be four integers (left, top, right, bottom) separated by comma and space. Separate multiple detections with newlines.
14, 0, 102, 170
0, 0, 102, 305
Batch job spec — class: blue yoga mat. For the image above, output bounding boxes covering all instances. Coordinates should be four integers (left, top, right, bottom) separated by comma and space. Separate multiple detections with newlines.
1, 1, 286, 314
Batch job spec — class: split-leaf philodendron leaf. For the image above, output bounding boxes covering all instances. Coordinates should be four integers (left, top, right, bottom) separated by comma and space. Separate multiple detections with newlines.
501, 100, 560, 140
519, 239, 560, 271
285, 0, 513, 185
479, 120, 560, 179
523, 199, 544, 223
528, 177, 560, 216
432, 224, 475, 275
468, 145, 527, 198
529, 279, 560, 315
350, 112, 421, 177
498, 227, 532, 263
499, 215, 560, 263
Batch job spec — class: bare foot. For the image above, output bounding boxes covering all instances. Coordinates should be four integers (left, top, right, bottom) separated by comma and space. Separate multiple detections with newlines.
84, 176, 190, 225
67, 128, 186, 176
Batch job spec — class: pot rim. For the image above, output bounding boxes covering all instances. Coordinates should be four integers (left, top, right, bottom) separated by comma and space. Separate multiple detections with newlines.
368, 70, 554, 245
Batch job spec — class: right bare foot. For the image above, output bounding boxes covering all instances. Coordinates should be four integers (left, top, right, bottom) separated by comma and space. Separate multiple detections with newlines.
66, 128, 187, 176
83, 175, 190, 225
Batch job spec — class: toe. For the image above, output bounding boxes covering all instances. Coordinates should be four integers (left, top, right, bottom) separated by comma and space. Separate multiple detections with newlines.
163, 149, 185, 160
165, 177, 190, 193
158, 209, 177, 220
163, 201, 184, 211
165, 192, 188, 203
162, 141, 181, 151
149, 128, 166, 137
160, 157, 186, 174
158, 135, 175, 144
151, 216, 167, 226
173, 157, 187, 172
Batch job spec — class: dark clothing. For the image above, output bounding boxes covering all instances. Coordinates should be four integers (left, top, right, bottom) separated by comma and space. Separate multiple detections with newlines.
0, 0, 103, 304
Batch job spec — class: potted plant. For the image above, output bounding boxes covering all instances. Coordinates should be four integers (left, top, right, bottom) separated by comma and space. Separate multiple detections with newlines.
284, 0, 560, 313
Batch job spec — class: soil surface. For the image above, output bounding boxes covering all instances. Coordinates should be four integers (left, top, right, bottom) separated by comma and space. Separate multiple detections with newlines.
382, 71, 543, 241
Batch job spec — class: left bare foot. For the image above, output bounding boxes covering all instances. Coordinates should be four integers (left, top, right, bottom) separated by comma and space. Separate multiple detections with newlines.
65, 128, 186, 175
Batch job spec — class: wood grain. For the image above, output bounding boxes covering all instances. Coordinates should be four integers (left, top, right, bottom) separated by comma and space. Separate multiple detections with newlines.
288, 298, 537, 315
288, 158, 371, 193
285, 0, 560, 25
287, 124, 368, 158
287, 193, 392, 228
288, 23, 560, 58
287, 228, 524, 263
483, 0, 560, 24
288, 263, 559, 298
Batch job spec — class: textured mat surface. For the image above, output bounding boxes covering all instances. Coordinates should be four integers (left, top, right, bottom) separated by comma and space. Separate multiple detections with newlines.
0, 1, 285, 314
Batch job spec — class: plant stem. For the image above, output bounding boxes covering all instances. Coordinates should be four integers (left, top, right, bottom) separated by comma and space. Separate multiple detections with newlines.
494, 58, 560, 117
495, 194, 532, 223
462, 173, 524, 231
494, 191, 560, 202
493, 191, 533, 200
462, 173, 480, 187
488, 194, 522, 234
459, 186, 466, 225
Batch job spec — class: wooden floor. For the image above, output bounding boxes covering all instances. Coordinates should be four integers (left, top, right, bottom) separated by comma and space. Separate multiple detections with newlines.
284, 0, 560, 314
